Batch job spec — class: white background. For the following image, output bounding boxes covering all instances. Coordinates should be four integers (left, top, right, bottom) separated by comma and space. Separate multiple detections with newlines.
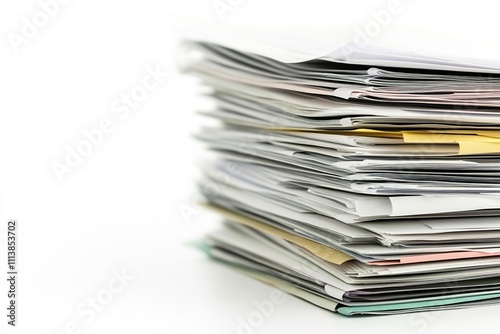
1, 1, 500, 333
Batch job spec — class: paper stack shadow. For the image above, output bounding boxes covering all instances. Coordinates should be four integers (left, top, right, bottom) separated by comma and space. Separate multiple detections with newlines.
183, 41, 500, 316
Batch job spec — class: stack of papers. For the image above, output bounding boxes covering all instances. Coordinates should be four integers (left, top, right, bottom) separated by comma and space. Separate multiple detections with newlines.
184, 40, 500, 315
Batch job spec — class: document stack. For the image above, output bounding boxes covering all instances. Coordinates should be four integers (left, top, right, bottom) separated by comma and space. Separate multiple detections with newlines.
185, 41, 500, 315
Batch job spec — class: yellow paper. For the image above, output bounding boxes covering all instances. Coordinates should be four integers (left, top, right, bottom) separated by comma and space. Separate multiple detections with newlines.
272, 128, 500, 155
205, 204, 353, 265
459, 141, 500, 155
474, 131, 500, 139
403, 132, 500, 144
402, 132, 500, 154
